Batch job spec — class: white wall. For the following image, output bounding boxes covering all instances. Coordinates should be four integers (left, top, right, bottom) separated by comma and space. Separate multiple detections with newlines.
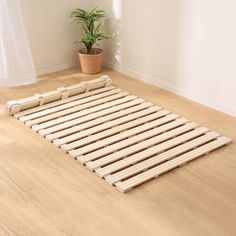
19, 0, 236, 116
20, 0, 93, 75
95, 0, 236, 117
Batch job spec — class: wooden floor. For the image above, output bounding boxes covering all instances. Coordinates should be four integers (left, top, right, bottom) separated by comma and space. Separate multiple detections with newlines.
0, 67, 236, 236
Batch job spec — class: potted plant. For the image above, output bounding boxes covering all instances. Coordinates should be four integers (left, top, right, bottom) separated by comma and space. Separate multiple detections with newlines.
71, 7, 110, 74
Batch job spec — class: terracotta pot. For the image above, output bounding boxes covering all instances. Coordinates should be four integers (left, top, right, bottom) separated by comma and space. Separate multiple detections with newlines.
78, 48, 103, 74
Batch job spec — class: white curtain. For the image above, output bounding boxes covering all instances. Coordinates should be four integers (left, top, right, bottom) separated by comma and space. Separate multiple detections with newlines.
0, 0, 36, 87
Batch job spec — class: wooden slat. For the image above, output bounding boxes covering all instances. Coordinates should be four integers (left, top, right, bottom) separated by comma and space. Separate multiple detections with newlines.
39, 98, 146, 136
103, 131, 220, 182
53, 106, 163, 147
69, 115, 185, 156
19, 88, 122, 122
65, 76, 112, 96
85, 125, 207, 171
78, 118, 188, 164
46, 101, 153, 141
14, 86, 115, 118
64, 110, 171, 152
10, 79, 231, 193
8, 76, 112, 114
25, 91, 130, 127
32, 94, 139, 131
115, 137, 231, 193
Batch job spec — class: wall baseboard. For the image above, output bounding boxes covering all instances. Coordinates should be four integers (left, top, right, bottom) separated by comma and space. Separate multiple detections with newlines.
36, 61, 78, 76
104, 61, 236, 117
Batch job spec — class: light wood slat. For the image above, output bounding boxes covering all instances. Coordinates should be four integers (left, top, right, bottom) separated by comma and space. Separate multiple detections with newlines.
104, 132, 220, 182
53, 106, 164, 147
19, 88, 122, 122
65, 76, 111, 93
64, 110, 171, 152
86, 124, 206, 171
39, 99, 146, 136
14, 86, 115, 118
8, 78, 232, 194
25, 91, 130, 127
69, 115, 185, 156
46, 101, 153, 141
115, 137, 231, 193
32, 94, 139, 132
8, 76, 112, 114
78, 118, 188, 164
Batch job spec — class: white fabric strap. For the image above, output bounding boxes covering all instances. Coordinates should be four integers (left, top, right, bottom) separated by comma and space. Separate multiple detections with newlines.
34, 93, 44, 106
81, 81, 89, 93
57, 87, 69, 99
7, 100, 19, 108
7, 100, 20, 114
100, 75, 112, 87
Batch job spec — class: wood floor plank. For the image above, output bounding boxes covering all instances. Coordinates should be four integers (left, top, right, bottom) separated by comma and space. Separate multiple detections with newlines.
10, 78, 232, 196
2, 70, 235, 235
14, 86, 115, 118
115, 137, 231, 193
19, 88, 122, 121
53, 106, 163, 147
104, 132, 221, 182
64, 110, 171, 152
32, 94, 138, 131
85, 125, 207, 171
69, 116, 186, 156
39, 98, 146, 136
78, 118, 188, 164
25, 91, 130, 127
46, 101, 153, 141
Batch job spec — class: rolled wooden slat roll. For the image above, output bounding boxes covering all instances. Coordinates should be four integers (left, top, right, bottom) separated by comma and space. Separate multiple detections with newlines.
7, 75, 112, 115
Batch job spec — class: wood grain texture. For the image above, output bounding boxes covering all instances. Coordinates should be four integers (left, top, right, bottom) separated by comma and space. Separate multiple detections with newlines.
7, 76, 112, 114
12, 78, 231, 193
0, 67, 235, 236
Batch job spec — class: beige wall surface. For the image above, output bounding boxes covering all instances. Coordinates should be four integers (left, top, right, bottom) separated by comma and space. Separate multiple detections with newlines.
19, 0, 236, 116
19, 0, 93, 75
95, 0, 236, 117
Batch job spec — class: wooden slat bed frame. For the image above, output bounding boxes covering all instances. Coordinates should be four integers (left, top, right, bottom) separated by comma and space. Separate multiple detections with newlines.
7, 76, 232, 193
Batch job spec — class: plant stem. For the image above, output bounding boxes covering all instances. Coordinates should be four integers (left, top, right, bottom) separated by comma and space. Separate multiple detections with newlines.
87, 43, 93, 54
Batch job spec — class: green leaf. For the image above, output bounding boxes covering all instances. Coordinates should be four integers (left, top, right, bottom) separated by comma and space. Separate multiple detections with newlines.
71, 7, 110, 53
